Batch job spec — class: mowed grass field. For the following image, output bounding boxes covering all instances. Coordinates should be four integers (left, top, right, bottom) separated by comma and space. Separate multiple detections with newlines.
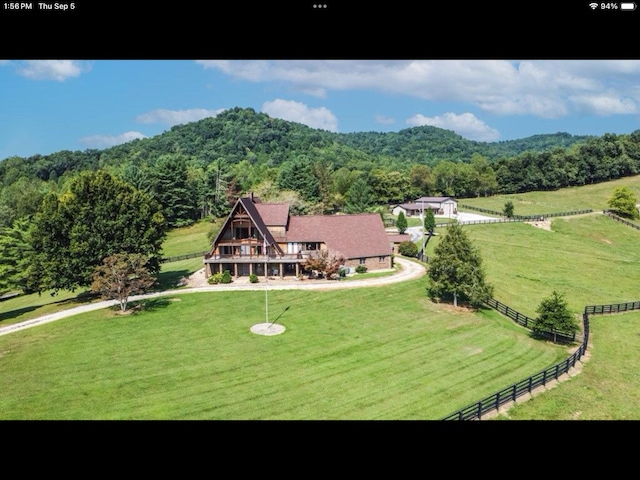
459, 174, 640, 215
1, 179, 640, 419
0, 280, 569, 420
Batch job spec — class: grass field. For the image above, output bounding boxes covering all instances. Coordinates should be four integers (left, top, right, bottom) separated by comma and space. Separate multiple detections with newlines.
458, 174, 640, 215
2, 179, 640, 420
0, 279, 569, 420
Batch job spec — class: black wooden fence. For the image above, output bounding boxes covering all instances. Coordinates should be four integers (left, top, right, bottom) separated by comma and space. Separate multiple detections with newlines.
484, 298, 578, 343
459, 204, 593, 220
442, 298, 640, 420
161, 250, 209, 263
602, 210, 640, 231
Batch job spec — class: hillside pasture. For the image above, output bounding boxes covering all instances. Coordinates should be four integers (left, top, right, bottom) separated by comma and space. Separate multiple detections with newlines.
459, 174, 640, 215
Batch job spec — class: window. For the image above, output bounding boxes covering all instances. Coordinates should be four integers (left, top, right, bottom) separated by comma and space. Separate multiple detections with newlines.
379, 256, 386, 262
359, 258, 366, 264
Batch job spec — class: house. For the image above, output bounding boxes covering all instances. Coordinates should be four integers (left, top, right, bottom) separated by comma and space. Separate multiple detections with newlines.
204, 195, 393, 279
391, 196, 458, 217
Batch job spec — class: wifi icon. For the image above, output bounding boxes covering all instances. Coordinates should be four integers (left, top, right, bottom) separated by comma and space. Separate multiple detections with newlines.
589, 2, 599, 8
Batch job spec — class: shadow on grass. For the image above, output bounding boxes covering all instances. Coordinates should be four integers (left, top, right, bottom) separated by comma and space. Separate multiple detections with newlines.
126, 297, 173, 314
155, 269, 193, 290
0, 290, 101, 325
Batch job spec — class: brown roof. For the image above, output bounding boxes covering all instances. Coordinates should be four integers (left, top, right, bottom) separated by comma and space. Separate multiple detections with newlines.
254, 202, 290, 226
286, 213, 392, 259
386, 233, 412, 243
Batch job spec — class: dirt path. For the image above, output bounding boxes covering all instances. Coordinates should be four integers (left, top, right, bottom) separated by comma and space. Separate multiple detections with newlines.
0, 257, 426, 336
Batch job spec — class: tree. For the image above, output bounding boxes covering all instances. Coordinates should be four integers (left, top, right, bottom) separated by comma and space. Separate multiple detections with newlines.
29, 170, 167, 294
0, 217, 34, 295
427, 222, 493, 307
344, 177, 374, 213
91, 253, 156, 312
396, 211, 408, 234
533, 290, 579, 342
424, 208, 436, 234
302, 248, 346, 279
607, 186, 639, 219
503, 200, 515, 218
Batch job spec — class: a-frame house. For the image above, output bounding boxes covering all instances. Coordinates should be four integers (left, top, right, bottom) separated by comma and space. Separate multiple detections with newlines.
204, 194, 393, 279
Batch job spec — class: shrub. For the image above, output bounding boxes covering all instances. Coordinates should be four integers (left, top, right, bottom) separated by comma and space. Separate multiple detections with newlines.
220, 270, 233, 284
207, 272, 223, 284
398, 240, 418, 257
249, 273, 259, 283
355, 265, 368, 274
338, 268, 347, 278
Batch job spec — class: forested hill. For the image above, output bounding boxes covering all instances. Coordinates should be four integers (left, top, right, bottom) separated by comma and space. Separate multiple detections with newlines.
2, 106, 593, 178
1, 106, 639, 230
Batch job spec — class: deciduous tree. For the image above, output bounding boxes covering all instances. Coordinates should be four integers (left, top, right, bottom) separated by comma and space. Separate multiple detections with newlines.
29, 170, 166, 294
302, 248, 346, 279
607, 186, 639, 219
91, 253, 156, 312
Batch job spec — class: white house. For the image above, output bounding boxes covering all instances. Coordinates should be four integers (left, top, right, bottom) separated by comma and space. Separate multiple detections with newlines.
392, 197, 458, 218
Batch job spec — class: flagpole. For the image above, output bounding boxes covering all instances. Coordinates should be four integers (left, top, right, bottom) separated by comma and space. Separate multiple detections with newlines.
264, 237, 269, 324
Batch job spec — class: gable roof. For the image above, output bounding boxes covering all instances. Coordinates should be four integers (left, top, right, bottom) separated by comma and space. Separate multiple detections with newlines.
254, 202, 290, 226
415, 196, 456, 203
209, 197, 284, 254
286, 213, 392, 259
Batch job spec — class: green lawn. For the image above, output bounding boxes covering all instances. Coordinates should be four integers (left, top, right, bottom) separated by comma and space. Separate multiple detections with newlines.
458, 174, 640, 215
0, 280, 568, 420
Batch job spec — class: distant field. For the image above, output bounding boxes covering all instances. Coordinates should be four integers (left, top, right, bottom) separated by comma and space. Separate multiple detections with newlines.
161, 219, 216, 258
458, 174, 640, 215
426, 213, 640, 316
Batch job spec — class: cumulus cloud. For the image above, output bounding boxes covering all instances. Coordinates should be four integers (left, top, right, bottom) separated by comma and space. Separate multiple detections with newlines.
12, 60, 91, 81
406, 112, 500, 142
136, 108, 225, 126
197, 59, 640, 119
79, 131, 146, 149
262, 99, 338, 131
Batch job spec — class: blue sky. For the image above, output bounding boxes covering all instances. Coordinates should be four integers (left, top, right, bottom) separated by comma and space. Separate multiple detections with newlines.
1, 59, 640, 161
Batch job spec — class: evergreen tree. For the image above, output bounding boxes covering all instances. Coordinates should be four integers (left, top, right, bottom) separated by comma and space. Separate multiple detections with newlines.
503, 200, 515, 218
0, 217, 33, 294
344, 177, 374, 213
276, 155, 320, 202
147, 155, 199, 227
396, 211, 408, 234
533, 290, 579, 342
427, 222, 493, 307
424, 208, 436, 234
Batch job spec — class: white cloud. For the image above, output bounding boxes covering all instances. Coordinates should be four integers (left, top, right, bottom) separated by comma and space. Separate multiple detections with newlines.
14, 60, 91, 81
406, 112, 500, 142
197, 59, 640, 119
375, 114, 395, 126
262, 99, 338, 132
136, 108, 225, 126
79, 131, 146, 149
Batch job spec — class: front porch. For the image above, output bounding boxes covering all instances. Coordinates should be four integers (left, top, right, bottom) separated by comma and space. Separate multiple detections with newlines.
204, 255, 305, 279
